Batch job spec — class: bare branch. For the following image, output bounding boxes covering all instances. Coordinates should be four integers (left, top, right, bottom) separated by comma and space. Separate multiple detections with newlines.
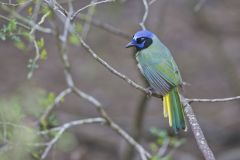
39, 88, 73, 123
30, 11, 51, 34
27, 39, 40, 79
157, 138, 169, 157
39, 117, 105, 135
43, 0, 131, 39
0, 0, 32, 6
78, 14, 131, 39
72, 87, 102, 107
80, 39, 153, 95
81, 0, 97, 40
71, 0, 115, 21
181, 96, 216, 160
109, 121, 151, 160
140, 0, 149, 30
194, 0, 207, 12
149, 0, 159, 5
187, 96, 240, 103
72, 86, 150, 160
40, 118, 105, 159
124, 94, 149, 160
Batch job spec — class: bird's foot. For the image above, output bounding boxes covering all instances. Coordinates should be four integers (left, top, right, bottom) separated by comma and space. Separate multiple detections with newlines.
146, 87, 163, 100
146, 87, 154, 97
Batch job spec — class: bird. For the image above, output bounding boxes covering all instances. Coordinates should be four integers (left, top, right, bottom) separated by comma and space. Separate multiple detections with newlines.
126, 30, 186, 133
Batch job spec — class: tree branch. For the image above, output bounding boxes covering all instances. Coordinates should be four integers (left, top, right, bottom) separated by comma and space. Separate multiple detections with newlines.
40, 117, 105, 159
78, 14, 131, 39
140, 0, 149, 30
187, 96, 240, 103
71, 0, 115, 21
39, 88, 73, 123
181, 96, 215, 160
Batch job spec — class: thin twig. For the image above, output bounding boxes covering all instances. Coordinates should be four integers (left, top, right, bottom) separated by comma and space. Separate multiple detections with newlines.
187, 96, 240, 103
40, 118, 105, 159
109, 121, 151, 160
72, 87, 102, 107
81, 0, 97, 40
139, 0, 149, 30
27, 39, 40, 79
30, 11, 51, 34
0, 0, 32, 6
80, 39, 154, 96
157, 138, 169, 157
78, 14, 131, 39
0, 14, 30, 30
72, 86, 151, 159
39, 88, 73, 123
43, 0, 130, 39
124, 94, 149, 160
71, 0, 115, 21
194, 0, 207, 12
149, 0, 159, 5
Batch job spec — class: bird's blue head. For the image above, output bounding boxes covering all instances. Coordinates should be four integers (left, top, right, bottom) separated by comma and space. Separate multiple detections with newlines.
126, 30, 154, 51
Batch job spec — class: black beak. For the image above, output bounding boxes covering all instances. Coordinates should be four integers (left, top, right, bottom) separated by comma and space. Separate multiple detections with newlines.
125, 40, 136, 48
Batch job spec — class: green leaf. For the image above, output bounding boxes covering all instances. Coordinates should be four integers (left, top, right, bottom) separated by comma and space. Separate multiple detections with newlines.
150, 156, 161, 160
7, 19, 17, 31
37, 38, 44, 49
47, 92, 56, 104
11, 35, 20, 42
40, 49, 47, 60
41, 6, 52, 16
69, 34, 80, 45
149, 143, 158, 152
74, 22, 83, 33
21, 31, 33, 41
14, 41, 26, 50
150, 127, 167, 138
0, 32, 6, 40
28, 6, 33, 16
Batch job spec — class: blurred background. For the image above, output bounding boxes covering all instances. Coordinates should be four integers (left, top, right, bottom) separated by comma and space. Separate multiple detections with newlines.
0, 0, 240, 160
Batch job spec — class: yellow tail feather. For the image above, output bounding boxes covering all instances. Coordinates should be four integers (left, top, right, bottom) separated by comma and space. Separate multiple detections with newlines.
165, 94, 172, 127
163, 96, 168, 118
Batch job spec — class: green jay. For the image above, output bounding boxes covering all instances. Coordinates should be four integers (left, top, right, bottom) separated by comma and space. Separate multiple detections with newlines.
126, 30, 186, 133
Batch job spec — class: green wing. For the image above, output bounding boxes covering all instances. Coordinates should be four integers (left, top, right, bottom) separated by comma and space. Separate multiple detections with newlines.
137, 48, 182, 94
150, 58, 182, 86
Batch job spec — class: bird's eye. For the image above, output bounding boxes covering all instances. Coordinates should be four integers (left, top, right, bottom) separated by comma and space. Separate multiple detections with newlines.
136, 37, 145, 44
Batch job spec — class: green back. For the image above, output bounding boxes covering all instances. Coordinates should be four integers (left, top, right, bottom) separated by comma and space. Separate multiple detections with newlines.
136, 36, 182, 87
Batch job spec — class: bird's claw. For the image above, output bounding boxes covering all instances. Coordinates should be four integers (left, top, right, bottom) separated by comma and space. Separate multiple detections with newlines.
146, 87, 154, 97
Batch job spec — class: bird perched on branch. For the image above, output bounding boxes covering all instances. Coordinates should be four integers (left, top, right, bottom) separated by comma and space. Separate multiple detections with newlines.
126, 30, 186, 133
